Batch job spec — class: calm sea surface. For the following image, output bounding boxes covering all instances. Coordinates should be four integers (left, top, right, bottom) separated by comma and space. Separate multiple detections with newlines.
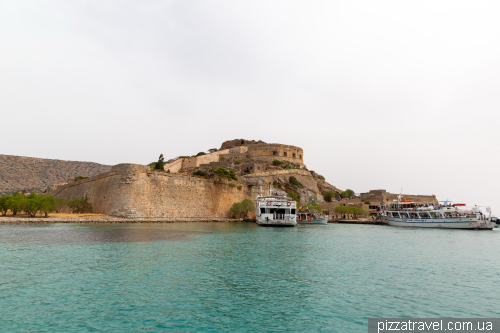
0, 223, 499, 332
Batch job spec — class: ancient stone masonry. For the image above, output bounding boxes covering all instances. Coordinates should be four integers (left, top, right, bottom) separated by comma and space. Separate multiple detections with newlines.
51, 164, 260, 218
162, 140, 305, 177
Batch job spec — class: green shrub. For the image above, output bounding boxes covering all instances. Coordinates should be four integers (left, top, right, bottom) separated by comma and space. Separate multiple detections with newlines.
219, 156, 226, 161
237, 185, 242, 190
318, 174, 325, 181
341, 189, 355, 198
230, 202, 245, 218
74, 176, 88, 181
179, 156, 189, 159
284, 165, 295, 170
241, 199, 255, 214
334, 206, 368, 218
196, 152, 206, 156
192, 170, 208, 178
286, 191, 301, 202
272, 160, 283, 166
234, 158, 242, 165
229, 183, 236, 188
208, 148, 218, 153
179, 169, 184, 173
364, 201, 371, 204
210, 166, 237, 181
289, 176, 303, 189
303, 202, 322, 212
230, 199, 255, 218
324, 191, 335, 202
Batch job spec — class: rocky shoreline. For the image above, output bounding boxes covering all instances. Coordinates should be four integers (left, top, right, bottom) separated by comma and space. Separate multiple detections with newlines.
0, 216, 387, 225
0, 216, 244, 224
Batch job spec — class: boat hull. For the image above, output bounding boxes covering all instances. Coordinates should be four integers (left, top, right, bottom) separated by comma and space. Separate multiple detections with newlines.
386, 217, 494, 230
256, 219, 297, 227
298, 217, 328, 225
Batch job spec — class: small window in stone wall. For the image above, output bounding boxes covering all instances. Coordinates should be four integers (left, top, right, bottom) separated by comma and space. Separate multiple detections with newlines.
292, 153, 296, 158
300, 155, 302, 159
273, 151, 278, 156
284, 152, 287, 157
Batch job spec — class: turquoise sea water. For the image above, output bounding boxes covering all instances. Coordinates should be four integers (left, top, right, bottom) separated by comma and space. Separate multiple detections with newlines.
0, 223, 499, 332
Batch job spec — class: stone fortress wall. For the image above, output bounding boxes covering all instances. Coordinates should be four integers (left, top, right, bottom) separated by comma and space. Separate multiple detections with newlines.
360, 189, 437, 204
51, 164, 259, 218
162, 141, 304, 174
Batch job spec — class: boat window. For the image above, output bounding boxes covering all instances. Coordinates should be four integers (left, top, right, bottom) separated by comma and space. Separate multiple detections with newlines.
420, 212, 430, 219
277, 208, 286, 214
260, 208, 265, 214
392, 212, 400, 217
291, 209, 296, 214
400, 213, 409, 218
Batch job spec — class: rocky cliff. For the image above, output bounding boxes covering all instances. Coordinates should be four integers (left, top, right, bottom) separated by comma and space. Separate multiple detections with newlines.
0, 154, 111, 195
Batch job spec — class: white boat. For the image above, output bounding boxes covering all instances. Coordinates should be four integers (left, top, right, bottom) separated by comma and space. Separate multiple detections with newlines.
384, 201, 494, 230
255, 195, 297, 227
297, 210, 328, 225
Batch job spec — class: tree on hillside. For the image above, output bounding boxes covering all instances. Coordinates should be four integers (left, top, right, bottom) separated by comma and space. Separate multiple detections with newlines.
196, 152, 206, 156
341, 189, 355, 198
286, 191, 301, 203
208, 148, 218, 153
324, 191, 335, 202
155, 154, 165, 170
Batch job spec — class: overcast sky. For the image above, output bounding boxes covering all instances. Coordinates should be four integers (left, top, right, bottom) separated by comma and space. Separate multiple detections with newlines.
1, 0, 499, 213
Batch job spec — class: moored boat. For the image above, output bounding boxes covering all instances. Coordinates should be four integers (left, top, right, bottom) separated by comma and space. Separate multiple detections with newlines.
384, 201, 494, 230
255, 195, 298, 227
297, 209, 328, 225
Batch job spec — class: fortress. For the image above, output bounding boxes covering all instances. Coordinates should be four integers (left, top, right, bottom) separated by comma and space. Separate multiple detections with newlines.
50, 140, 338, 218
162, 140, 305, 175
48, 139, 438, 219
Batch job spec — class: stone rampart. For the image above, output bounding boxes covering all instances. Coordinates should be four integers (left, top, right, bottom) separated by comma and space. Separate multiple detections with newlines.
360, 189, 437, 204
163, 158, 183, 173
51, 164, 259, 218
247, 143, 304, 166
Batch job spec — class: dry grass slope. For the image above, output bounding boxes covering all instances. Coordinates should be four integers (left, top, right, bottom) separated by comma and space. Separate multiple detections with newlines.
0, 154, 111, 195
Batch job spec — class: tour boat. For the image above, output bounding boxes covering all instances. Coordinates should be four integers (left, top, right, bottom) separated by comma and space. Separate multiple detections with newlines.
255, 195, 298, 227
383, 200, 494, 230
297, 209, 328, 225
